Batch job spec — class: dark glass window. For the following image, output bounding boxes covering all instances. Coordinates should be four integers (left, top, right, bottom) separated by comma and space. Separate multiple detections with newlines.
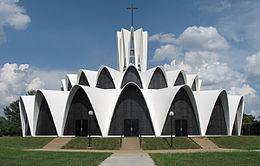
36, 97, 57, 136
206, 97, 227, 135
96, 68, 115, 89
63, 88, 101, 136
79, 73, 89, 86
162, 88, 199, 136
121, 67, 143, 88
148, 68, 167, 89
109, 85, 154, 135
174, 73, 185, 86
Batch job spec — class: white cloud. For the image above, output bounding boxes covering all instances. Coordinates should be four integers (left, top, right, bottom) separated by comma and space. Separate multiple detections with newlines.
0, 63, 70, 109
0, 0, 31, 43
151, 44, 182, 62
177, 26, 229, 51
246, 52, 260, 79
229, 85, 259, 104
149, 33, 176, 43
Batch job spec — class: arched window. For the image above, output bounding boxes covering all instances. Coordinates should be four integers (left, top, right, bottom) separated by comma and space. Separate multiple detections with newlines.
148, 68, 167, 89
96, 68, 115, 89
109, 85, 154, 136
162, 88, 199, 136
63, 88, 101, 136
206, 97, 227, 135
79, 73, 89, 86
36, 98, 57, 135
174, 73, 185, 86
67, 81, 72, 91
121, 66, 143, 88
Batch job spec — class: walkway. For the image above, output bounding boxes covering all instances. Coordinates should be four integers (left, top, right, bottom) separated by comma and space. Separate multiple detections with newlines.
191, 137, 219, 149
43, 137, 72, 149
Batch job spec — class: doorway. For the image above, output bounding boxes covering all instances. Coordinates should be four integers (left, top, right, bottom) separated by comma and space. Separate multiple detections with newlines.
75, 119, 88, 136
124, 119, 139, 137
175, 120, 188, 136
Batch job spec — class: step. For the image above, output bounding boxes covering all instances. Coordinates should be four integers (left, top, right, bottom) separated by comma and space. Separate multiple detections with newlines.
121, 137, 141, 150
191, 137, 219, 149
43, 137, 72, 149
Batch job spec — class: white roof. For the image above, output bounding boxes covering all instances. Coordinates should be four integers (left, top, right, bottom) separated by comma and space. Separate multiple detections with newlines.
77, 69, 97, 87
193, 90, 229, 136
166, 70, 187, 86
186, 74, 198, 90
20, 96, 35, 136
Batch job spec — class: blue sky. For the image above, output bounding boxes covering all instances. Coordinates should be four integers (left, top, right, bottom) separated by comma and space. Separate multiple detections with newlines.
1, 0, 260, 117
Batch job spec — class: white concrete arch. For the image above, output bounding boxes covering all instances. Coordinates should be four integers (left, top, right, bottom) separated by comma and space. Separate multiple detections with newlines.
95, 65, 123, 89
33, 90, 69, 136
62, 85, 120, 136
186, 74, 199, 91
120, 64, 145, 89
19, 96, 35, 137
108, 82, 156, 136
141, 66, 168, 89
228, 95, 244, 136
194, 90, 230, 136
65, 74, 77, 91
166, 70, 187, 87
76, 69, 97, 87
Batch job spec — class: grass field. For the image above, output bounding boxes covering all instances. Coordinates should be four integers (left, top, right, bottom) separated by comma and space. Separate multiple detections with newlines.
209, 136, 260, 150
150, 152, 260, 166
142, 137, 200, 150
62, 137, 120, 150
0, 136, 111, 166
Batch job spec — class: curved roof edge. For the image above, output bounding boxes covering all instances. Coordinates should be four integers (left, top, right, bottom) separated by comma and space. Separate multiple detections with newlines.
76, 69, 98, 87
186, 74, 199, 91
119, 65, 144, 89
141, 66, 168, 89
20, 96, 35, 136
193, 90, 229, 136
95, 65, 123, 89
65, 74, 77, 91
166, 69, 187, 87
33, 90, 69, 136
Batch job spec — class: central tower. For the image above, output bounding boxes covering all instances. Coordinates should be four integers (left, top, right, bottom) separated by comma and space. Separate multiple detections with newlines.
117, 5, 148, 72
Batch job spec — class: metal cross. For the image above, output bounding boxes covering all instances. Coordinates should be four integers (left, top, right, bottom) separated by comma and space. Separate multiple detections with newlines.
127, 4, 138, 27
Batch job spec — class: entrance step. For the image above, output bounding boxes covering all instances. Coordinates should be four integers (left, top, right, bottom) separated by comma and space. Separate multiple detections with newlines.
43, 137, 72, 149
191, 137, 219, 149
121, 137, 140, 150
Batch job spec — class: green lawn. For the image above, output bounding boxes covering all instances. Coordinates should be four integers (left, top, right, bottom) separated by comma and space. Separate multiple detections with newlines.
209, 136, 260, 150
62, 137, 120, 150
142, 137, 201, 150
150, 152, 260, 166
0, 136, 111, 166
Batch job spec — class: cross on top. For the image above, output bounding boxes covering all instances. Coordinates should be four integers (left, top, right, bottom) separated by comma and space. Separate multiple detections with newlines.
127, 4, 138, 27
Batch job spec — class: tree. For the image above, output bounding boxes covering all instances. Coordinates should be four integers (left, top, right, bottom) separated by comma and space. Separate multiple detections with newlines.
242, 114, 258, 124
0, 90, 36, 136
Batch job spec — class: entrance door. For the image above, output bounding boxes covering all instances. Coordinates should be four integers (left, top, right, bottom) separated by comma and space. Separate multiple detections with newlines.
175, 120, 188, 136
75, 119, 88, 136
124, 119, 139, 137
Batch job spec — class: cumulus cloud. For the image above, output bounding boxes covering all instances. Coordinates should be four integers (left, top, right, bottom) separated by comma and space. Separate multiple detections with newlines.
149, 33, 176, 43
0, 0, 31, 43
152, 44, 182, 62
177, 26, 229, 51
229, 85, 259, 104
150, 26, 259, 104
246, 52, 260, 79
0, 63, 70, 109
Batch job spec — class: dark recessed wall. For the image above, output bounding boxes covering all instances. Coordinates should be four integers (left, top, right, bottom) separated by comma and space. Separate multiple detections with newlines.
63, 88, 101, 136
148, 68, 167, 89
206, 97, 227, 135
79, 73, 90, 86
174, 73, 185, 86
162, 88, 199, 135
121, 67, 143, 88
96, 68, 115, 89
36, 98, 57, 136
191, 80, 196, 91
109, 85, 154, 135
